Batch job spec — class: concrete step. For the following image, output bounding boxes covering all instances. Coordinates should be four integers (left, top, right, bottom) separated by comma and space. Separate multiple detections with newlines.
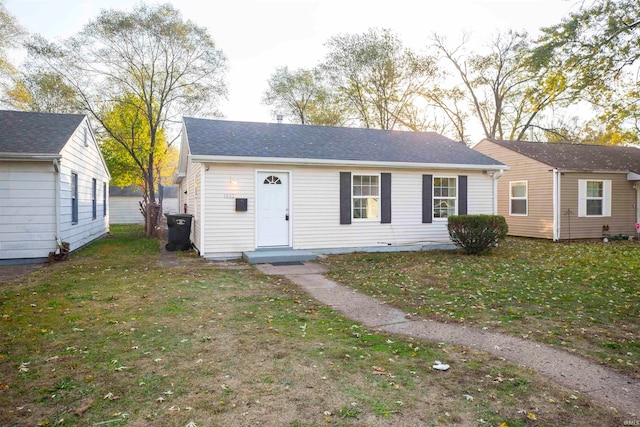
242, 248, 317, 265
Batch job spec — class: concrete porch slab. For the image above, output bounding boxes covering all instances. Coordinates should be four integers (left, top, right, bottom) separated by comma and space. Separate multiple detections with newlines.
242, 248, 317, 264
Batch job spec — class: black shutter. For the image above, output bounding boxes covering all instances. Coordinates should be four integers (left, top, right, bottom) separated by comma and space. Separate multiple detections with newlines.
422, 174, 432, 223
458, 175, 468, 215
381, 173, 391, 223
340, 172, 351, 224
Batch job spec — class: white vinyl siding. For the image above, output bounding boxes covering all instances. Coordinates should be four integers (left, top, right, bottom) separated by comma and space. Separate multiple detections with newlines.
59, 119, 110, 252
510, 181, 528, 216
0, 162, 57, 260
109, 196, 179, 224
192, 164, 494, 258
1, 119, 110, 261
578, 179, 611, 217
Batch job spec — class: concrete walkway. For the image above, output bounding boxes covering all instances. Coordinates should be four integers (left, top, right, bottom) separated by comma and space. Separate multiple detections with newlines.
256, 262, 640, 417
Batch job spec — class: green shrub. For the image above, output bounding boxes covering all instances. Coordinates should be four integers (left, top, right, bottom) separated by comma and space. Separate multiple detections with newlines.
447, 215, 508, 255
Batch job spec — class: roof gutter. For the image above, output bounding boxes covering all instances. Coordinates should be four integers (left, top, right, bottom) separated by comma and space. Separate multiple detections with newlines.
0, 152, 62, 161
553, 168, 630, 174
189, 155, 509, 171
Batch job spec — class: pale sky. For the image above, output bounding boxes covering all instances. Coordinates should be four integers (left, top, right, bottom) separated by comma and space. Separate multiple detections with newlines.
5, 0, 577, 125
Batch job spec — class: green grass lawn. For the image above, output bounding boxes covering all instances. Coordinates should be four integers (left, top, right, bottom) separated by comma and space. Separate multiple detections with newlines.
0, 227, 630, 426
323, 237, 640, 379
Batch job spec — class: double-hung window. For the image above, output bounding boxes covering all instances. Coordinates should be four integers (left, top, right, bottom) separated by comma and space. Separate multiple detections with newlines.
352, 174, 379, 220
433, 177, 457, 219
578, 179, 611, 217
510, 181, 528, 215
71, 173, 79, 224
103, 182, 107, 217
92, 178, 97, 220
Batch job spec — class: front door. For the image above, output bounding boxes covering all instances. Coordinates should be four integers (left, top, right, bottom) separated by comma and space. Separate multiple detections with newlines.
257, 172, 290, 247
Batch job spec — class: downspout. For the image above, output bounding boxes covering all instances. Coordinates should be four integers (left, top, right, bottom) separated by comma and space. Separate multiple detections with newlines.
200, 164, 206, 257
636, 183, 640, 225
553, 168, 561, 241
53, 159, 61, 245
492, 169, 504, 215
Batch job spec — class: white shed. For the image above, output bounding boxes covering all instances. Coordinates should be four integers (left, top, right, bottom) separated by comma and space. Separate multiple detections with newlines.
177, 118, 507, 262
109, 185, 179, 224
0, 110, 111, 264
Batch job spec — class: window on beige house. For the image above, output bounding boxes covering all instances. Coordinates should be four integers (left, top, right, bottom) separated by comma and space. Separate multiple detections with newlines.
578, 179, 611, 217
510, 181, 528, 216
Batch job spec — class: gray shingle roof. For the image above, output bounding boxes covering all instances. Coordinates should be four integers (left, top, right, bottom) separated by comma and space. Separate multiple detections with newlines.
488, 139, 640, 173
184, 118, 505, 167
0, 110, 85, 155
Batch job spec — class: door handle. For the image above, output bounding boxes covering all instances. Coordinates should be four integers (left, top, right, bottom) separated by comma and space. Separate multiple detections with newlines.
285, 214, 289, 221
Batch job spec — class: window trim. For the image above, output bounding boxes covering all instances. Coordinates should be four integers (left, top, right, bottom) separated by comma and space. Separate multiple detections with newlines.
432, 176, 458, 220
509, 180, 528, 216
352, 173, 380, 221
71, 172, 79, 224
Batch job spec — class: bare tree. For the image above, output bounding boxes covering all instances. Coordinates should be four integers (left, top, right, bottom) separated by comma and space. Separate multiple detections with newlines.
322, 28, 437, 130
27, 3, 227, 236
432, 31, 565, 141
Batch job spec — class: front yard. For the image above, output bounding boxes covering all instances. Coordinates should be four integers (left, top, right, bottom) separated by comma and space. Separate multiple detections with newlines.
323, 237, 640, 379
0, 227, 633, 426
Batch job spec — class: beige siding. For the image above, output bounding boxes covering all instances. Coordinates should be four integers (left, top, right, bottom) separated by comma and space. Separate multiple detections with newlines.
474, 140, 554, 239
59, 119, 110, 251
0, 161, 57, 259
559, 172, 636, 240
197, 163, 494, 258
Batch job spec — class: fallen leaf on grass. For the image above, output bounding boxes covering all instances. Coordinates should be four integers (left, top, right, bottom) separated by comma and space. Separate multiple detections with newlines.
463, 394, 474, 401
74, 399, 93, 416
527, 412, 537, 420
19, 362, 30, 373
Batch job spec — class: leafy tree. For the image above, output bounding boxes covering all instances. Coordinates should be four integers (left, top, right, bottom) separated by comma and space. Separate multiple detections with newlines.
432, 30, 566, 142
0, 1, 24, 104
322, 28, 437, 130
262, 66, 346, 126
5, 69, 79, 113
529, 0, 640, 144
27, 3, 227, 236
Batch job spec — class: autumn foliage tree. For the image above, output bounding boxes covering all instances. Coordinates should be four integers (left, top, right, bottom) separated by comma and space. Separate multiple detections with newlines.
27, 3, 227, 236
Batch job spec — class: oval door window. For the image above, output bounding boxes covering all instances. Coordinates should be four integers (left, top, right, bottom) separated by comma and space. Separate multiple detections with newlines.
263, 175, 282, 184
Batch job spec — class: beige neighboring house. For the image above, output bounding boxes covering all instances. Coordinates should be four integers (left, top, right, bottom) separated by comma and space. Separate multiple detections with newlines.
109, 185, 179, 224
474, 139, 640, 241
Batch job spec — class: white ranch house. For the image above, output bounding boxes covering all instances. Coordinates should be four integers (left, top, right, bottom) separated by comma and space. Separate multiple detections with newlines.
176, 118, 507, 263
0, 110, 110, 264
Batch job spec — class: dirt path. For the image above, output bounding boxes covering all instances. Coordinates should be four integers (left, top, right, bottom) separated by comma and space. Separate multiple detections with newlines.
256, 262, 640, 418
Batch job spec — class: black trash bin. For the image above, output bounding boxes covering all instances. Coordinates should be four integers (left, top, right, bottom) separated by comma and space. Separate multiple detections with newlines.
165, 213, 193, 251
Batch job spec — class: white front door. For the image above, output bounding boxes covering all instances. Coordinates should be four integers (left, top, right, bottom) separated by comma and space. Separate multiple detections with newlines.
257, 172, 290, 247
